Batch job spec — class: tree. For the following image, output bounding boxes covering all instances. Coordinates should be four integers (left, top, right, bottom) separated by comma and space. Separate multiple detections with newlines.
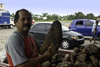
10, 13, 15, 18
75, 12, 85, 19
62, 16, 68, 20
33, 14, 40, 20
47, 15, 52, 20
57, 16, 62, 20
51, 14, 58, 20
93, 16, 97, 20
6, 11, 9, 13
98, 15, 100, 18
86, 13, 94, 19
67, 14, 75, 20
42, 13, 48, 17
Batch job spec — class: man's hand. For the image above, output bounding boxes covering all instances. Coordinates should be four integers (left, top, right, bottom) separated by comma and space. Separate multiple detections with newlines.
43, 47, 55, 59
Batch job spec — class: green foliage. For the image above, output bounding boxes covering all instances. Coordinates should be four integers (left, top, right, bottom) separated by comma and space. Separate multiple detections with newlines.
47, 15, 52, 20
51, 14, 58, 20
67, 14, 75, 20
62, 16, 68, 20
98, 15, 100, 18
93, 16, 98, 20
6, 11, 9, 13
42, 13, 48, 17
7, 10, 99, 21
85, 13, 94, 19
75, 12, 85, 19
10, 13, 15, 18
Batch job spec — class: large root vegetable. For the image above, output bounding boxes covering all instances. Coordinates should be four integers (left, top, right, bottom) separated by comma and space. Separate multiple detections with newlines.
39, 20, 62, 54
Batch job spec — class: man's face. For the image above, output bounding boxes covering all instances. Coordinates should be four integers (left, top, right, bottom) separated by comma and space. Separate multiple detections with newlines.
15, 11, 32, 33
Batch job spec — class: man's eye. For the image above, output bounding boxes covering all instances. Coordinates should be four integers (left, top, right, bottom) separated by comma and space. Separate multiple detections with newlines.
27, 18, 31, 21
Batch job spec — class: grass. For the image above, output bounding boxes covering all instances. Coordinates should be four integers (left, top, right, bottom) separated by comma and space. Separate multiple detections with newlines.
35, 20, 72, 22
35, 20, 55, 22
59, 20, 72, 22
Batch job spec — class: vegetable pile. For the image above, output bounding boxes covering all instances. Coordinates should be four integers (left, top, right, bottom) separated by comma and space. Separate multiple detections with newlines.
41, 44, 100, 67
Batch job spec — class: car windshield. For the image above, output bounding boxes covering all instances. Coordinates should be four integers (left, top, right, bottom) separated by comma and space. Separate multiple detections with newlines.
62, 25, 70, 31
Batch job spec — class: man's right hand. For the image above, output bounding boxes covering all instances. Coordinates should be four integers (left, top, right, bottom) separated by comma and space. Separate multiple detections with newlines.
43, 47, 55, 59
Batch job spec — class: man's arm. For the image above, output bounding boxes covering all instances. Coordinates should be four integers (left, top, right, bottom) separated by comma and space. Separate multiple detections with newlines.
16, 47, 54, 67
94, 24, 96, 34
6, 33, 54, 67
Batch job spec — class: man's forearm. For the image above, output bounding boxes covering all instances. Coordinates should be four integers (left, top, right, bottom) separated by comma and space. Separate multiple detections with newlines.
94, 28, 96, 34
16, 47, 54, 67
16, 55, 46, 67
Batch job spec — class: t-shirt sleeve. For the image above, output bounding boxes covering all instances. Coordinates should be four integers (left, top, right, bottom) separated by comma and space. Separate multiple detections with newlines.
5, 34, 28, 66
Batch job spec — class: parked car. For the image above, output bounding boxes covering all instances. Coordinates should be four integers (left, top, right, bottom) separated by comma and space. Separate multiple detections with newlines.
32, 19, 35, 25
69, 19, 100, 39
29, 22, 84, 49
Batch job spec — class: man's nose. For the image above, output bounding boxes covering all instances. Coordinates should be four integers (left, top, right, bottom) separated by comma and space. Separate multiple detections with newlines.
25, 19, 28, 23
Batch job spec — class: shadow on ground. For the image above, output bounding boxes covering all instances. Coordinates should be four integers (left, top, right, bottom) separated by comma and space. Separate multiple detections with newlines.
85, 37, 100, 41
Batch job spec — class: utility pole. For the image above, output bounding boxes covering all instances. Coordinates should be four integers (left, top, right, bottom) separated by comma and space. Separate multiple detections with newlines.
43, 4, 47, 20
44, 4, 45, 13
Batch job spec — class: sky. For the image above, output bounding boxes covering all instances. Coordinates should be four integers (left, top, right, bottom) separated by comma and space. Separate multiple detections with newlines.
1, 0, 100, 16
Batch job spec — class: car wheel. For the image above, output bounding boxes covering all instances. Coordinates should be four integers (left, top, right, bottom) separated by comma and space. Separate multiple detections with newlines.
61, 39, 70, 49
10, 25, 13, 28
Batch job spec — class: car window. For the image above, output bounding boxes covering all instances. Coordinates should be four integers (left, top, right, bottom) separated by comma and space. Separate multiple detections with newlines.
70, 20, 74, 25
46, 24, 51, 31
85, 21, 93, 26
34, 24, 45, 31
76, 21, 83, 26
31, 25, 36, 31
62, 25, 69, 31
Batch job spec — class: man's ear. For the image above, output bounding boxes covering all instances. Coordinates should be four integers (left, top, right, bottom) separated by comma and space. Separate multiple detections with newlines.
14, 20, 17, 26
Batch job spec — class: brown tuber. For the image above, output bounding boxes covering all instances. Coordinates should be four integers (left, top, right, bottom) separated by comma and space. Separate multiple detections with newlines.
39, 20, 62, 54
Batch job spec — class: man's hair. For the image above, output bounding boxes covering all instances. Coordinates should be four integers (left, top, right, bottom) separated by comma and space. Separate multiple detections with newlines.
14, 9, 32, 22
96, 20, 99, 23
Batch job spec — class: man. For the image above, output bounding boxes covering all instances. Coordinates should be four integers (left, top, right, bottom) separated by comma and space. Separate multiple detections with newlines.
89, 20, 98, 44
5, 9, 54, 67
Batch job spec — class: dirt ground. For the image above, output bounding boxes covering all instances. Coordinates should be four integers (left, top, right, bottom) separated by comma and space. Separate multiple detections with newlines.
0, 28, 16, 51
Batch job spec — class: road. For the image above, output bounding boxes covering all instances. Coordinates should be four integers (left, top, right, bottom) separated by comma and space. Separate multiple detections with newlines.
0, 27, 16, 51
0, 21, 100, 51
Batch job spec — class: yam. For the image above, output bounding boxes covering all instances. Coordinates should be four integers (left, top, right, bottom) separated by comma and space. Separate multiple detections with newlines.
39, 20, 62, 54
